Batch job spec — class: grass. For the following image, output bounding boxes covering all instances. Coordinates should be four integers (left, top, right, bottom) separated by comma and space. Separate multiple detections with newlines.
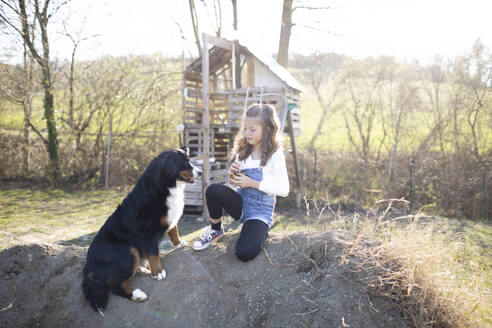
370, 218, 490, 327
0, 185, 490, 326
0, 185, 131, 249
0, 184, 211, 251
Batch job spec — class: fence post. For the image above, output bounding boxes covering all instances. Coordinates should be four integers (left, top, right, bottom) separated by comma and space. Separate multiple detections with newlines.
287, 110, 303, 208
201, 33, 211, 220
105, 109, 112, 189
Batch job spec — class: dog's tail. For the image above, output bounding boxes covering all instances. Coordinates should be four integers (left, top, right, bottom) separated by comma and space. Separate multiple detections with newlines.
82, 271, 108, 317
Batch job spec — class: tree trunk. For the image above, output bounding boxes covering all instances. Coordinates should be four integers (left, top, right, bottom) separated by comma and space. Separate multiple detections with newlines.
231, 0, 238, 31
234, 40, 241, 88
22, 107, 32, 175
19, 0, 60, 182
22, 45, 33, 176
188, 0, 202, 57
277, 0, 293, 68
40, 20, 60, 182
42, 66, 60, 180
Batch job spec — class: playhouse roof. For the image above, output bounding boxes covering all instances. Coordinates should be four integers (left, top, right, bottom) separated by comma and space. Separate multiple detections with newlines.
185, 36, 306, 93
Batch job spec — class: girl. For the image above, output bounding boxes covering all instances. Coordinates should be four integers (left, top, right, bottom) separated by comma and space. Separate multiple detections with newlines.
192, 103, 289, 261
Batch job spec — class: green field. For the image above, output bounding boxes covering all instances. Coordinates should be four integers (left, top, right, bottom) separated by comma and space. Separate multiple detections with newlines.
297, 92, 492, 153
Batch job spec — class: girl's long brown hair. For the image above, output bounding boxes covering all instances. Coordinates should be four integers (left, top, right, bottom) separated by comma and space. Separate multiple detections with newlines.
230, 103, 282, 166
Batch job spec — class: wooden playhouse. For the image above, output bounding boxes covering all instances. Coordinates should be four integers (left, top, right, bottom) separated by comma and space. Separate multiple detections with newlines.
182, 33, 305, 216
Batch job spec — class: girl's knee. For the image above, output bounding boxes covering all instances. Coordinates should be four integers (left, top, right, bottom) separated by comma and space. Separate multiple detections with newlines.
205, 183, 222, 199
206, 183, 222, 194
235, 245, 260, 262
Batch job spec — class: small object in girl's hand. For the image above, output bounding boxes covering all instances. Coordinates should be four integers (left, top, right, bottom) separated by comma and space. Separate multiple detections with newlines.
236, 170, 249, 178
233, 170, 241, 177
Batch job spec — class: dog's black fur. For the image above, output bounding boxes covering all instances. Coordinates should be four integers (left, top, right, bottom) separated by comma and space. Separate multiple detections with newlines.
82, 149, 200, 314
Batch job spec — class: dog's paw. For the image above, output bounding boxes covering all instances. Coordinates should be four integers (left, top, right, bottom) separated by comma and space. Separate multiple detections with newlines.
175, 240, 188, 248
153, 269, 166, 280
138, 266, 151, 275
131, 288, 147, 302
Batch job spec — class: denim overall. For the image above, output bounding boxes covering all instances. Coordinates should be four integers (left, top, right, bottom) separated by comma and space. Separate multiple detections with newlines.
236, 167, 276, 227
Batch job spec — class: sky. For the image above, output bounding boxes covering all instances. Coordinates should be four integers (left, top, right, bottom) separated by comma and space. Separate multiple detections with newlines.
2, 0, 491, 65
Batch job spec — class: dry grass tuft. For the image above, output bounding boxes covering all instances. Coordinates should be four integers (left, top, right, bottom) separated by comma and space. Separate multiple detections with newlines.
341, 224, 481, 327
298, 197, 487, 328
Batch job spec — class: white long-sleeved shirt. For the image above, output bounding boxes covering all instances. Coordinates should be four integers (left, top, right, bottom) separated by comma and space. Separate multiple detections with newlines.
233, 148, 289, 197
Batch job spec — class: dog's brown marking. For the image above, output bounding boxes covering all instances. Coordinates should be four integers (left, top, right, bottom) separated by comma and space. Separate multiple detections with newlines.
121, 279, 133, 295
130, 247, 140, 277
147, 255, 162, 276
120, 247, 140, 296
179, 169, 194, 181
160, 215, 168, 227
167, 226, 182, 246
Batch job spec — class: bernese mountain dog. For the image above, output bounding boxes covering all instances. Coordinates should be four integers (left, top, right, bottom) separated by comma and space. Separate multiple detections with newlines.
82, 149, 201, 316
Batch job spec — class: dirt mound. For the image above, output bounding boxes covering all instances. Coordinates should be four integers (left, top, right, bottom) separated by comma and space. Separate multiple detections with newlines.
0, 231, 410, 328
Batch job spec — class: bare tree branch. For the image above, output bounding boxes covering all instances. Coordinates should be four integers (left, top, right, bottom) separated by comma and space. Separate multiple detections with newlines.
293, 5, 335, 11
26, 116, 48, 145
47, 0, 71, 19
1, 0, 20, 15
295, 23, 345, 37
188, 0, 202, 57
18, 0, 42, 63
0, 0, 24, 35
174, 21, 193, 58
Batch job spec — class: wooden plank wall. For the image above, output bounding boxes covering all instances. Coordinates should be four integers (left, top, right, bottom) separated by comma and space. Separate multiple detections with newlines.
184, 161, 228, 211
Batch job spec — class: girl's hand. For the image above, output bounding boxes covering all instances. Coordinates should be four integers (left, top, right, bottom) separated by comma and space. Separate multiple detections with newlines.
230, 173, 260, 189
228, 162, 241, 185
229, 162, 240, 176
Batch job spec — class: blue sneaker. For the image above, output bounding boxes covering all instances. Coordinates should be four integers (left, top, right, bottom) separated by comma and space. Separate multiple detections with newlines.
192, 226, 224, 250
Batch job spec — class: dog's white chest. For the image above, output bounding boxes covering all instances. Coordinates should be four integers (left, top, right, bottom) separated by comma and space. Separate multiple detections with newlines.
166, 182, 186, 229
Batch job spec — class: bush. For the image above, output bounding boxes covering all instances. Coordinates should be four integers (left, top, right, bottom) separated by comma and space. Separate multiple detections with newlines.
285, 148, 491, 220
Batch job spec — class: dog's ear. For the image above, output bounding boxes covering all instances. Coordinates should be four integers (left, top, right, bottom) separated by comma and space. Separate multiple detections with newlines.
145, 152, 179, 188
176, 147, 190, 157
